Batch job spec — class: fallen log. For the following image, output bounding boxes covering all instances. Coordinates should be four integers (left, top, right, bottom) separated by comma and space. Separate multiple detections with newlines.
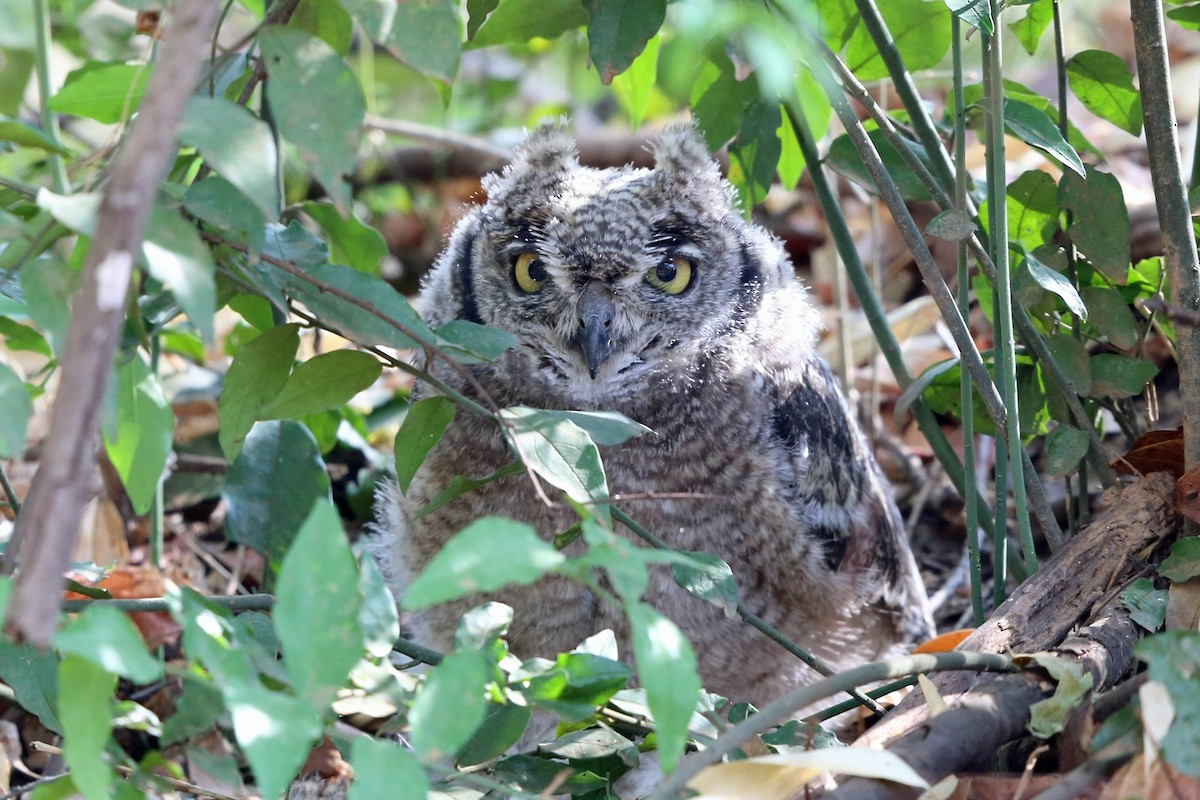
828, 472, 1180, 800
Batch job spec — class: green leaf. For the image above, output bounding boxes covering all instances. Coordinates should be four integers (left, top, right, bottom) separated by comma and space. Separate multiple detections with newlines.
506, 407, 651, 447
626, 602, 699, 772
258, 350, 380, 421
58, 655, 116, 800
291, 0, 353, 53
276, 500, 364, 707
263, 228, 433, 350
179, 96, 280, 221
335, 0, 396, 42
1161, 538, 1200, 583
56, 604, 164, 684
0, 115, 69, 153
1043, 334, 1092, 395
183, 176, 266, 253
358, 553, 401, 658
466, 0, 500, 39
394, 396, 457, 494
1003, 169, 1059, 253
1080, 287, 1137, 350
348, 737, 429, 800
300, 201, 386, 271
0, 0, 34, 48
0, 362, 31, 458
1067, 50, 1142, 136
1027, 655, 1093, 738
389, 0, 461, 85
1167, 3, 1200, 29
467, 0, 587, 48
102, 355, 173, 515
409, 649, 489, 759
518, 652, 633, 723
944, 0, 992, 34
218, 323, 299, 462
1008, 0, 1052, 54
435, 319, 519, 363
825, 127, 934, 202
0, 637, 61, 732
142, 206, 217, 343
1003, 99, 1085, 176
671, 551, 739, 615
259, 26, 364, 211
456, 701, 533, 766
1087, 354, 1157, 399
1059, 165, 1131, 284
1043, 426, 1089, 477
36, 188, 99, 235
1020, 249, 1086, 321
499, 406, 611, 523
612, 33, 661, 129
728, 98, 782, 210
162, 677, 224, 745
47, 63, 150, 124
402, 516, 565, 609
225, 683, 322, 800
690, 56, 756, 150
222, 420, 331, 565
583, 0, 666, 85
845, 0, 950, 81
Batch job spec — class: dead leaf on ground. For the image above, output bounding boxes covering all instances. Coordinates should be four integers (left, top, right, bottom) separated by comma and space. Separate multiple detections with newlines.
1111, 427, 1185, 479
1177, 465, 1200, 525
1166, 576, 1200, 631
1100, 753, 1200, 800
688, 748, 927, 800
65, 565, 180, 649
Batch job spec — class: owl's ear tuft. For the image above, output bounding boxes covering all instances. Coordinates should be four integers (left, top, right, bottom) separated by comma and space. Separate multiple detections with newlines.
484, 122, 578, 201
514, 122, 579, 172
652, 124, 720, 181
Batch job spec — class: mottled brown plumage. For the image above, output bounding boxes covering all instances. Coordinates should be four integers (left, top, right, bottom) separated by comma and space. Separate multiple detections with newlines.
375, 124, 934, 712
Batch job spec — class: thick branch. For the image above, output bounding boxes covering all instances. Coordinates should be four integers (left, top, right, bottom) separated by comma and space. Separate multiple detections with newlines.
1131, 0, 1200, 469
2, 0, 222, 646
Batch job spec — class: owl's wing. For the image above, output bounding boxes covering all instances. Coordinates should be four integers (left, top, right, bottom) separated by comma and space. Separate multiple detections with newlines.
765, 353, 935, 642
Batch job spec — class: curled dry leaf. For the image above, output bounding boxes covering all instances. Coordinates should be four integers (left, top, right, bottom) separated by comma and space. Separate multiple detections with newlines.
688, 748, 928, 800
1111, 427, 1185, 479
64, 565, 180, 649
1177, 465, 1200, 526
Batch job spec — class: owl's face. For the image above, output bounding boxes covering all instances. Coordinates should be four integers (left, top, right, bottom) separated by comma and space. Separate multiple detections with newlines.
424, 126, 801, 411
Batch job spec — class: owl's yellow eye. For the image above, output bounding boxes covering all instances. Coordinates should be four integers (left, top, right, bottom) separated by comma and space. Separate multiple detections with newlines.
513, 252, 548, 293
645, 257, 693, 295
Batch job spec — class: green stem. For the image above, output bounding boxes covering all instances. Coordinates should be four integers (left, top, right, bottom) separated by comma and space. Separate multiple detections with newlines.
985, 2, 1038, 576
33, 0, 69, 194
952, 16, 984, 623
785, 99, 997, 543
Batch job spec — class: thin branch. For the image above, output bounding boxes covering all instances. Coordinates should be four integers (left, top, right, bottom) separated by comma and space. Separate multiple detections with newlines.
647, 652, 1017, 800
1, 0, 224, 646
30, 742, 241, 800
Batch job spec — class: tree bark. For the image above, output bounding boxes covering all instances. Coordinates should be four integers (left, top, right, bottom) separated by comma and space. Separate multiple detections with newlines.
3, 0, 222, 646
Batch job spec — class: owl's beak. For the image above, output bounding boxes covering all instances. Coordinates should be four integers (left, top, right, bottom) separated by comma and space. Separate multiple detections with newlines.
576, 281, 617, 379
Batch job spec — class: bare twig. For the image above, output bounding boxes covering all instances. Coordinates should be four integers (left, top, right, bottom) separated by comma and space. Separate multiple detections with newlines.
1140, 297, 1200, 328
30, 742, 241, 800
2, 0, 224, 646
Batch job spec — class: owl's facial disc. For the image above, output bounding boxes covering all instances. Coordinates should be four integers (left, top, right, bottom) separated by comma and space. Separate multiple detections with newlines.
575, 281, 617, 379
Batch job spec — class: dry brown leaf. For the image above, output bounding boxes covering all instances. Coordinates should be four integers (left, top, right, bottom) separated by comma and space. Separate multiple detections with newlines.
1177, 465, 1200, 526
65, 565, 180, 649
912, 628, 974, 654
1111, 427, 1185, 479
1166, 576, 1200, 631
1100, 754, 1200, 800
73, 494, 129, 567
688, 748, 927, 800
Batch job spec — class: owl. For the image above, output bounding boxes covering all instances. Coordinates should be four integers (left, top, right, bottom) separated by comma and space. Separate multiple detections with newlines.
377, 124, 935, 716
